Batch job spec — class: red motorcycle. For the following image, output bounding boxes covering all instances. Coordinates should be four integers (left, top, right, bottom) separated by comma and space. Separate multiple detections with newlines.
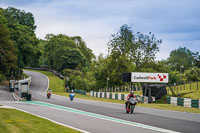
47, 92, 51, 99
126, 97, 136, 114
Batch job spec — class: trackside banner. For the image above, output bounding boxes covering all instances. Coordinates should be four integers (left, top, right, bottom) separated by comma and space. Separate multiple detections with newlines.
131, 72, 169, 83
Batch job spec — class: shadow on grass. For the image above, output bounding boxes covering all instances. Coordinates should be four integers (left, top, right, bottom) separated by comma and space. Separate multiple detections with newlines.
179, 91, 195, 97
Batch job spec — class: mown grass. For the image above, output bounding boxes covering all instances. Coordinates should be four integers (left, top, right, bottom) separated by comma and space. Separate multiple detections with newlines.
25, 69, 200, 113
0, 108, 80, 133
167, 82, 200, 99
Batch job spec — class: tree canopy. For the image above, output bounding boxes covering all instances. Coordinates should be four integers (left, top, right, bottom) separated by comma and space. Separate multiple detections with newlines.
41, 34, 94, 71
1, 6, 199, 91
0, 7, 40, 80
0, 15, 17, 79
108, 24, 161, 71
168, 47, 195, 71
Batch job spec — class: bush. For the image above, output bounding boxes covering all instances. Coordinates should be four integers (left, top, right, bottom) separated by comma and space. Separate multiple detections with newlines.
0, 73, 5, 82
185, 67, 200, 81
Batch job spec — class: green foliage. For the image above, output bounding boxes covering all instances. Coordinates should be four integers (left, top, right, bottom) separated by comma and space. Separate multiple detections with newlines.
0, 16, 17, 79
72, 36, 95, 64
169, 71, 180, 84
1, 7, 41, 69
108, 25, 161, 71
108, 25, 133, 56
168, 47, 195, 71
131, 32, 161, 70
69, 76, 87, 90
3, 7, 36, 31
43, 34, 92, 71
193, 52, 200, 68
60, 49, 86, 70
0, 73, 5, 82
185, 67, 200, 81
63, 69, 96, 92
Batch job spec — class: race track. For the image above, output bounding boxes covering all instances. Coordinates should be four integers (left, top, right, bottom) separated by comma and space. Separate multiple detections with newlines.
1, 70, 200, 133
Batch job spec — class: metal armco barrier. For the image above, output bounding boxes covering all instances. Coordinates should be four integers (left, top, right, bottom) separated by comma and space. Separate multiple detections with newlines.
11, 77, 32, 101
74, 89, 86, 95
167, 96, 200, 109
24, 67, 64, 79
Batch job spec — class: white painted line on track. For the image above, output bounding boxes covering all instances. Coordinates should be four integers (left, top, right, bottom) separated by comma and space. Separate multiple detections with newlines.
12, 92, 20, 101
41, 73, 49, 93
24, 101, 180, 133
1, 104, 90, 133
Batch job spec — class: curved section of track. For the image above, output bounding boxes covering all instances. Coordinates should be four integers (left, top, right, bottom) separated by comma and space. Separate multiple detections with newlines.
12, 70, 200, 133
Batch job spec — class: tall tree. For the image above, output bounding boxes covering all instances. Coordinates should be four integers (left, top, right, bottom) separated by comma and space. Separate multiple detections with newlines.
193, 52, 200, 68
0, 15, 17, 77
54, 49, 86, 70
43, 34, 92, 71
44, 34, 78, 70
3, 7, 36, 31
131, 32, 161, 70
2, 7, 40, 68
108, 24, 161, 71
72, 36, 95, 64
108, 25, 133, 57
168, 47, 195, 71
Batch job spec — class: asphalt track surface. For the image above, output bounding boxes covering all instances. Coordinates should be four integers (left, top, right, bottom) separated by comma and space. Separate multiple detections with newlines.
1, 70, 200, 133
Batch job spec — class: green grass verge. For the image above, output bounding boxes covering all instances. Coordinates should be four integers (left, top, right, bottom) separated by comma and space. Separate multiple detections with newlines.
167, 82, 200, 99
0, 108, 80, 133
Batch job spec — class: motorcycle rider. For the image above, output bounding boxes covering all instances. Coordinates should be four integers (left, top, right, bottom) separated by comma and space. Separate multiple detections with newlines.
70, 89, 74, 94
46, 88, 52, 98
69, 89, 74, 96
46, 88, 52, 95
69, 89, 75, 100
125, 91, 136, 108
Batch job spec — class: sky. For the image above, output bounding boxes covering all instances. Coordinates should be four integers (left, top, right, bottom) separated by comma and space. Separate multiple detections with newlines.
0, 0, 200, 60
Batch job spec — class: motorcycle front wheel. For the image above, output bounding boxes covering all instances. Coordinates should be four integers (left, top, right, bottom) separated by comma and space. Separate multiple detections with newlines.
130, 105, 135, 114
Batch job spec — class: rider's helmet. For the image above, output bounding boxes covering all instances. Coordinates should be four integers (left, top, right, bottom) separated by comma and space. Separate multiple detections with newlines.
71, 90, 74, 93
130, 91, 134, 95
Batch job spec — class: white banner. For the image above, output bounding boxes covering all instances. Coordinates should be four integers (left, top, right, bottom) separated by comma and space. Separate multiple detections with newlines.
131, 72, 168, 83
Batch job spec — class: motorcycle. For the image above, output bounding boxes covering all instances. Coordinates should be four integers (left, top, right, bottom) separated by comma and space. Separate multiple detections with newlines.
47, 92, 51, 99
126, 97, 136, 114
69, 93, 75, 101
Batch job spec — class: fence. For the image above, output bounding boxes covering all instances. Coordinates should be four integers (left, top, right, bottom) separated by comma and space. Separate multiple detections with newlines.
10, 77, 32, 101
168, 81, 199, 91
75, 89, 86, 95
98, 85, 143, 93
167, 81, 200, 97
24, 67, 64, 79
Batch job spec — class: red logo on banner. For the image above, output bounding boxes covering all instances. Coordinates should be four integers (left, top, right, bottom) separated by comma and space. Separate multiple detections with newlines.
158, 74, 167, 81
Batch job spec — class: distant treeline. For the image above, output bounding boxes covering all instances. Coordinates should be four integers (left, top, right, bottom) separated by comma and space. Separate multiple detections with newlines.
0, 7, 199, 92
